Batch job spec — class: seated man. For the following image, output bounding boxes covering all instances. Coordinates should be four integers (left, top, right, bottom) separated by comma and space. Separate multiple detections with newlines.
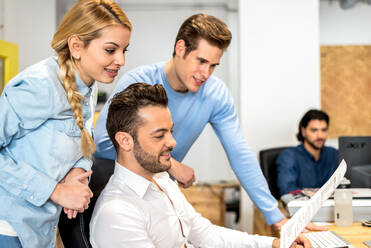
276, 109, 338, 201
90, 83, 309, 248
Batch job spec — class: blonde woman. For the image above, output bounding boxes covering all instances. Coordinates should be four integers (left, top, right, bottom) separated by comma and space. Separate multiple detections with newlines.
0, 0, 131, 247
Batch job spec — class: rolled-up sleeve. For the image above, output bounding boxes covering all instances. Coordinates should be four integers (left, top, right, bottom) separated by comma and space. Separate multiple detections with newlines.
0, 79, 58, 206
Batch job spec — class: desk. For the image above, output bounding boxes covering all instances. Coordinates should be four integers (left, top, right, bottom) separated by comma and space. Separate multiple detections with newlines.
180, 182, 240, 226
253, 205, 371, 248
327, 223, 371, 248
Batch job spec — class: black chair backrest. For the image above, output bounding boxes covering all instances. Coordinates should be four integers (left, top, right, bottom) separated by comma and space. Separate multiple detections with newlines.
58, 157, 115, 248
259, 147, 292, 199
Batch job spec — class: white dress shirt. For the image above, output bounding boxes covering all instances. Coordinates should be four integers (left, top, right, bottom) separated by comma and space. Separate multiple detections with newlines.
90, 162, 275, 248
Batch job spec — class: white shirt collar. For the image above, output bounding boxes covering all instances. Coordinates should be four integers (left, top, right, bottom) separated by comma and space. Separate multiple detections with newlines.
113, 161, 170, 198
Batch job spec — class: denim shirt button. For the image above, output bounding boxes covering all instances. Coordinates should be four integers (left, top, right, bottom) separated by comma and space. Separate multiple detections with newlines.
30, 195, 34, 200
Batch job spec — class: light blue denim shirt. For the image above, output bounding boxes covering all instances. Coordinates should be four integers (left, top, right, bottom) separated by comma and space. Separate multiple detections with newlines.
0, 57, 94, 248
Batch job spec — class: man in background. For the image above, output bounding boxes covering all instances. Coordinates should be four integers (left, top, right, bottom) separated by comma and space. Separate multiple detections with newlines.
276, 109, 338, 201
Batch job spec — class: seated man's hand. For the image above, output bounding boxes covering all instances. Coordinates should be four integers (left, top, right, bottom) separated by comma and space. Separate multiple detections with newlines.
168, 158, 195, 188
272, 235, 312, 248
290, 234, 312, 248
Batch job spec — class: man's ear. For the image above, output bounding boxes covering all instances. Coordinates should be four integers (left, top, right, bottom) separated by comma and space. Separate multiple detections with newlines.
67, 34, 84, 61
115, 131, 134, 152
301, 127, 306, 138
174, 39, 186, 58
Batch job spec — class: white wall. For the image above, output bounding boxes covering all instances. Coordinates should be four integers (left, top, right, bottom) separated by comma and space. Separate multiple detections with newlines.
320, 1, 371, 45
239, 0, 320, 232
0, 0, 4, 39
2, 0, 56, 71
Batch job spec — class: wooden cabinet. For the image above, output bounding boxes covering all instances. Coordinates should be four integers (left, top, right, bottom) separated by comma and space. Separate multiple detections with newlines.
180, 182, 240, 226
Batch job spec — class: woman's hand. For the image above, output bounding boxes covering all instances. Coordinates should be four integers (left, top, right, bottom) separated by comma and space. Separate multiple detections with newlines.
60, 168, 92, 219
51, 170, 93, 214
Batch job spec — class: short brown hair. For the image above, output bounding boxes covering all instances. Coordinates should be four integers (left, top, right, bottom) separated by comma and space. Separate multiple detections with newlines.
172, 13, 232, 57
106, 83, 168, 151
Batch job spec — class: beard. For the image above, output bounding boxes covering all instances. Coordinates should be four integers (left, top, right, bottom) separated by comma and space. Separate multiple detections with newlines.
304, 137, 325, 150
133, 139, 172, 174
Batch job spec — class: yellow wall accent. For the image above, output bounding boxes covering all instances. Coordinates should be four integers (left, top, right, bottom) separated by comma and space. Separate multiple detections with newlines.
0, 40, 19, 92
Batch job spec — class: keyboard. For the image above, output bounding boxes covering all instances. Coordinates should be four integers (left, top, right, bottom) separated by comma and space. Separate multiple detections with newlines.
303, 231, 353, 248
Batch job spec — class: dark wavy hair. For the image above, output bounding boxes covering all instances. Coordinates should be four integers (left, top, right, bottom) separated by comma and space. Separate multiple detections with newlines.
106, 83, 168, 151
297, 109, 329, 142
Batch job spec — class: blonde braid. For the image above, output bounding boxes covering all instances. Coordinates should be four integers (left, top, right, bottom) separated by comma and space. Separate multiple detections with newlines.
51, 0, 132, 158
58, 52, 96, 159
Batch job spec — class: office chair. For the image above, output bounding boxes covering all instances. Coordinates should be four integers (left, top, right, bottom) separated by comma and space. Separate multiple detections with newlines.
58, 157, 115, 248
259, 147, 292, 200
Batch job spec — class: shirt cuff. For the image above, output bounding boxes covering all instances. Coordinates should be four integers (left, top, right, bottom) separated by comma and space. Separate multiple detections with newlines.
252, 235, 276, 248
73, 157, 93, 172
263, 207, 285, 225
18, 161, 58, 207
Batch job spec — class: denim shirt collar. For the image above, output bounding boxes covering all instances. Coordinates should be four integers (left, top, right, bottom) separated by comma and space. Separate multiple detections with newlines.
299, 143, 323, 162
74, 70, 94, 98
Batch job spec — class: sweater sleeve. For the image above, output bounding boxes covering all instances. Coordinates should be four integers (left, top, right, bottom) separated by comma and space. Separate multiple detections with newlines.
0, 78, 58, 206
209, 86, 283, 225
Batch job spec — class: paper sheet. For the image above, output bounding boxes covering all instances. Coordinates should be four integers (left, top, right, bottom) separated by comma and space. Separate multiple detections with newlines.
279, 159, 347, 248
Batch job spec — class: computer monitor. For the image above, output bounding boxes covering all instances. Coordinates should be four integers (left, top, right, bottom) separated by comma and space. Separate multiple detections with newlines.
338, 136, 371, 188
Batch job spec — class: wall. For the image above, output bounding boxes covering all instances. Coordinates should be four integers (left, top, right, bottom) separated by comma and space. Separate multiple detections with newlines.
0, 0, 3, 39
238, 0, 320, 232
320, 1, 371, 147
2, 0, 56, 71
320, 1, 371, 45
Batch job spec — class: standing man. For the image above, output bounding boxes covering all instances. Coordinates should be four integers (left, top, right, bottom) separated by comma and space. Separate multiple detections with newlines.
276, 109, 338, 198
94, 13, 284, 227
90, 83, 310, 248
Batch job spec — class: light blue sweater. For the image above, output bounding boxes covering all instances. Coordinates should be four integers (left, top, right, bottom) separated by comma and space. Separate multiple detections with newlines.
94, 62, 283, 225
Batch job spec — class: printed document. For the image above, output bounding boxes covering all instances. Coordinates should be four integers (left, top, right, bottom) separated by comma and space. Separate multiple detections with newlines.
279, 159, 347, 248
